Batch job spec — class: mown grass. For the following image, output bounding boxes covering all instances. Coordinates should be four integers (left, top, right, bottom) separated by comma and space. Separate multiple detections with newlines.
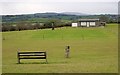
2, 24, 118, 73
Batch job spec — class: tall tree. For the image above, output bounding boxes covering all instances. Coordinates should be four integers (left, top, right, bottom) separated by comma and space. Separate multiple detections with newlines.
99, 15, 109, 23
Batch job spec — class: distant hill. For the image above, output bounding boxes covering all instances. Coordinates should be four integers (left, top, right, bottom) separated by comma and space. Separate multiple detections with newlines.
2, 12, 79, 23
61, 12, 88, 16
2, 12, 118, 23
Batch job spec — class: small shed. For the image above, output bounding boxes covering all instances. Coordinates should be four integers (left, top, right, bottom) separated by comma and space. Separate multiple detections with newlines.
72, 23, 78, 27
78, 19, 101, 27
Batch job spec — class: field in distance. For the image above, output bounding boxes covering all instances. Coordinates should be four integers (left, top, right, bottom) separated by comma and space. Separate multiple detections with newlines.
2, 24, 118, 73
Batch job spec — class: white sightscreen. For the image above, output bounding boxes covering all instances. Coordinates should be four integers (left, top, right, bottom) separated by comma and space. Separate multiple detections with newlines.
90, 22, 95, 26
81, 22, 86, 26
72, 23, 78, 27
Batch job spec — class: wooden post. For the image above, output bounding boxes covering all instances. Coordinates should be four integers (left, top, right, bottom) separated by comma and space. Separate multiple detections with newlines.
43, 34, 44, 40
52, 23, 54, 30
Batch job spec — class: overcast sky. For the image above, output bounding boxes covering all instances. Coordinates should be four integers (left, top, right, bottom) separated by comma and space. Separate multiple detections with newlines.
0, 0, 119, 15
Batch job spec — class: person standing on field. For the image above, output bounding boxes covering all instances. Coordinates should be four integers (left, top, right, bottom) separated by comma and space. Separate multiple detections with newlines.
65, 46, 70, 58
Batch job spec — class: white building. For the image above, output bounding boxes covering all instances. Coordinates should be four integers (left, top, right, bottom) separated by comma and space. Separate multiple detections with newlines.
78, 19, 100, 27
71, 19, 106, 28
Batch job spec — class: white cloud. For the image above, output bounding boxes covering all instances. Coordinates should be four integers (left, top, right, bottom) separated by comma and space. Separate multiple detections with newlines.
0, 2, 118, 15
0, 0, 119, 2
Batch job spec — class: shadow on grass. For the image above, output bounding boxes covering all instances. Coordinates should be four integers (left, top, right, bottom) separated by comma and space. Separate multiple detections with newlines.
48, 61, 68, 64
16, 58, 71, 64
16, 62, 48, 64
16, 61, 68, 64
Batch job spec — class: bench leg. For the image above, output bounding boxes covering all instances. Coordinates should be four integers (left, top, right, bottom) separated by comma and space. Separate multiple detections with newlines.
46, 59, 48, 64
18, 59, 20, 64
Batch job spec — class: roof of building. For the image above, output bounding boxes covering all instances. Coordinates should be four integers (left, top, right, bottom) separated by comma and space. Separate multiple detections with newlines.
78, 19, 100, 21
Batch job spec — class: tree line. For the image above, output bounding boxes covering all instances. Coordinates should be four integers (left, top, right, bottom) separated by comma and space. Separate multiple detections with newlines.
2, 14, 118, 32
2, 19, 71, 32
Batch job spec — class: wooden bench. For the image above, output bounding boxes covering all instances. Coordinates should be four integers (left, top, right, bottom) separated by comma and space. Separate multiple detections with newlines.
17, 51, 47, 64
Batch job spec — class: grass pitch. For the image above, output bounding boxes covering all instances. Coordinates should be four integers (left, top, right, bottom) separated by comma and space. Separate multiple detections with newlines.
2, 24, 118, 73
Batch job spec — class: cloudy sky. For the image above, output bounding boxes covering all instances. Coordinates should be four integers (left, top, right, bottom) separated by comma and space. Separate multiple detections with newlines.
0, 0, 119, 15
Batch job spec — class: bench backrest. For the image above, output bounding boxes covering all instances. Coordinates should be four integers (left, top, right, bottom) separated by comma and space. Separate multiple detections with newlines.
17, 51, 47, 63
18, 51, 46, 59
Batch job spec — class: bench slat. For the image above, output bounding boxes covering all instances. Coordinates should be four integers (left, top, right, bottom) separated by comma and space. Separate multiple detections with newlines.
19, 57, 46, 59
18, 52, 46, 54
19, 55, 46, 56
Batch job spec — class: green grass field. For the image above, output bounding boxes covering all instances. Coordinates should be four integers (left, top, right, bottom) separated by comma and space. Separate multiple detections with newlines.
2, 24, 118, 73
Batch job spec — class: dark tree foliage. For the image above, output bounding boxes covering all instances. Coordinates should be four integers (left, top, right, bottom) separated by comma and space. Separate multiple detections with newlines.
2, 18, 71, 32
99, 15, 109, 23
